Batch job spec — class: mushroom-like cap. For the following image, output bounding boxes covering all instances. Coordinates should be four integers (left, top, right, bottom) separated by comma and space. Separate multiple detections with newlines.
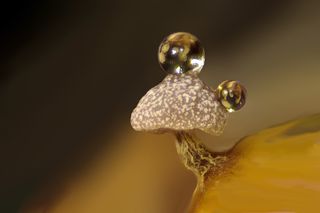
131, 74, 229, 135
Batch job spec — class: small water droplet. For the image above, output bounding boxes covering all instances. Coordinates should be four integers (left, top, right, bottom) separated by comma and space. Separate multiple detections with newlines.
217, 80, 247, 112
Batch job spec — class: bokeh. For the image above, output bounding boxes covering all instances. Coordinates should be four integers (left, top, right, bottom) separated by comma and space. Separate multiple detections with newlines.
1, 0, 320, 212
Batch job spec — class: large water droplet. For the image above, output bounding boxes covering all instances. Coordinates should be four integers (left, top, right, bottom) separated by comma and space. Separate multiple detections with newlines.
158, 32, 205, 75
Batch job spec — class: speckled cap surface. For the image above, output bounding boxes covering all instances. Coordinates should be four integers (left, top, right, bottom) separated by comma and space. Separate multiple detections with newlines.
131, 74, 228, 135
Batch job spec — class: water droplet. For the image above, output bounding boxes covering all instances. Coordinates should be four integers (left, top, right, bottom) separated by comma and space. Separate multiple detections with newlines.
217, 80, 247, 112
158, 32, 205, 75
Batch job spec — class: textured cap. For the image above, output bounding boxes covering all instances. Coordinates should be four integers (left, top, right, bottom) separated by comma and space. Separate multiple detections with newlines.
131, 74, 228, 135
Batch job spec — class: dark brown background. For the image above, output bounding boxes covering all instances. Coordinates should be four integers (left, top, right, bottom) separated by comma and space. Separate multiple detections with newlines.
1, 0, 320, 212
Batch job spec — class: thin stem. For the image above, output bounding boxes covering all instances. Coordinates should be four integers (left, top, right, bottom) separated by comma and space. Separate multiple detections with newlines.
175, 131, 229, 186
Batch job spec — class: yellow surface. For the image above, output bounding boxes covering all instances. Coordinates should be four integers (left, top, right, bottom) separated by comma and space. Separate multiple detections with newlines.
192, 115, 320, 213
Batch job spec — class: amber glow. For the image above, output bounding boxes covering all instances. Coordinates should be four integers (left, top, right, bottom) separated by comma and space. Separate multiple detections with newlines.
191, 115, 320, 212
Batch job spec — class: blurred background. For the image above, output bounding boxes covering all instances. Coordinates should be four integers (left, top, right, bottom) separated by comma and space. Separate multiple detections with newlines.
1, 0, 320, 212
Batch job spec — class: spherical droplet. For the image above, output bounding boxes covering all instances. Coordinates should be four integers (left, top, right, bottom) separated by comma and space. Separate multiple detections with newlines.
217, 80, 247, 112
158, 32, 205, 75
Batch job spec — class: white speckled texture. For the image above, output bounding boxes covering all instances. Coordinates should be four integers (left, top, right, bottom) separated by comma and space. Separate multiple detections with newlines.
131, 74, 228, 135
